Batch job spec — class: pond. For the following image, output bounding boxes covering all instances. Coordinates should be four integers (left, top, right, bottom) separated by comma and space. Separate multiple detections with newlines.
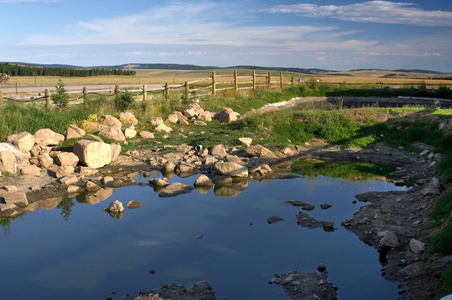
0, 164, 406, 300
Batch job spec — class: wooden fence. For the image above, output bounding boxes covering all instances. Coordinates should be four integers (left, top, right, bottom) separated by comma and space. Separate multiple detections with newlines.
0, 71, 301, 109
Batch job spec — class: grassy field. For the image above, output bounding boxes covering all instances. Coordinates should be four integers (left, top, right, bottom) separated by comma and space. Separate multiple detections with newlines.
1, 68, 451, 89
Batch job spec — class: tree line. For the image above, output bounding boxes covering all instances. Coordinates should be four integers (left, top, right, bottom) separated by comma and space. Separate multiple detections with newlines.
0, 63, 136, 77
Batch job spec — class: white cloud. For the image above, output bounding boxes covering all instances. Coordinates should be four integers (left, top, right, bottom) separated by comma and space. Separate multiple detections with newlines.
263, 1, 452, 27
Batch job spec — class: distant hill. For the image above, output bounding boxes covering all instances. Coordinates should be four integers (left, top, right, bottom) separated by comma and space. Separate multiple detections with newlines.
2, 62, 449, 75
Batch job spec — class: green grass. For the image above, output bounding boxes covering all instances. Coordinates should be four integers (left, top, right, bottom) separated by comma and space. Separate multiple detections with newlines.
428, 191, 452, 228
439, 263, 452, 299
427, 223, 452, 256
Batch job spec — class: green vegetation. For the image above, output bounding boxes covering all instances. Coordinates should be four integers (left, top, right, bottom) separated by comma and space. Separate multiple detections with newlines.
51, 79, 70, 108
291, 160, 396, 181
428, 191, 452, 228
439, 263, 452, 299
0, 62, 136, 77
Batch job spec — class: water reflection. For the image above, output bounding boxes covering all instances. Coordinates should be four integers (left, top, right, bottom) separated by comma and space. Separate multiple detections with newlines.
0, 160, 406, 300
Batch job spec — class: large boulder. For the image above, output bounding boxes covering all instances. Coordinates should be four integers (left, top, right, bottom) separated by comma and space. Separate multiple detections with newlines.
101, 115, 122, 127
66, 125, 86, 140
3, 192, 28, 208
214, 162, 248, 178
0, 149, 16, 174
104, 200, 125, 213
33, 128, 65, 147
55, 152, 79, 167
217, 107, 240, 123
11, 132, 35, 152
99, 125, 126, 142
245, 144, 275, 158
20, 165, 41, 176
183, 103, 204, 119
198, 111, 212, 122
123, 124, 137, 139
210, 144, 228, 158
73, 140, 112, 169
119, 112, 138, 125
29, 153, 53, 169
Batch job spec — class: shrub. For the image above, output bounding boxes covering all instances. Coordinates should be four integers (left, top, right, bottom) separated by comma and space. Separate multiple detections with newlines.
51, 79, 70, 108
114, 90, 135, 111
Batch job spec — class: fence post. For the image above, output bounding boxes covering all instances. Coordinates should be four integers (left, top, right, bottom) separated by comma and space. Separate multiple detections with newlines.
115, 85, 120, 97
165, 82, 169, 99
143, 85, 147, 102
83, 87, 88, 108
0, 89, 3, 112
252, 71, 256, 90
291, 76, 294, 87
267, 71, 271, 89
185, 81, 189, 100
212, 71, 216, 96
234, 70, 238, 91
45, 89, 50, 109
280, 72, 283, 89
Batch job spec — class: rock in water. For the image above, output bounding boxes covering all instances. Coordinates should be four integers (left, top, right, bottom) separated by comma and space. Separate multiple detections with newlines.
159, 182, 194, 197
104, 200, 125, 213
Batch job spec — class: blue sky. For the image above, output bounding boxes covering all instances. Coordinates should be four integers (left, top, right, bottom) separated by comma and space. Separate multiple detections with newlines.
1, 0, 451, 71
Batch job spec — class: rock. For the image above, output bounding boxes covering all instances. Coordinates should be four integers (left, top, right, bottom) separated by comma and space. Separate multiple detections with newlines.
296, 211, 323, 229
66, 124, 86, 140
148, 178, 169, 187
421, 177, 441, 196
238, 137, 253, 147
245, 144, 275, 158
281, 147, 295, 156
77, 188, 114, 204
177, 162, 197, 174
321, 203, 333, 210
210, 144, 228, 158
285, 200, 314, 211
101, 115, 122, 127
150, 117, 165, 126
393, 179, 405, 186
249, 164, 272, 176
267, 215, 284, 224
139, 131, 155, 139
67, 185, 83, 194
167, 113, 179, 123
159, 182, 194, 197
0, 203, 19, 215
3, 192, 28, 208
183, 103, 204, 119
73, 140, 112, 169
59, 175, 79, 186
409, 239, 426, 254
127, 201, 144, 209
155, 123, 173, 133
271, 270, 337, 300
122, 281, 217, 300
123, 124, 137, 139
0, 149, 17, 174
99, 125, 126, 142
3, 185, 17, 193
101, 176, 115, 185
162, 162, 176, 173
55, 152, 79, 167
20, 165, 41, 176
11, 132, 35, 152
110, 143, 121, 162
104, 200, 125, 213
194, 120, 207, 126
30, 153, 53, 168
33, 128, 65, 147
323, 220, 335, 231
198, 111, 213, 122
225, 154, 242, 164
119, 112, 138, 125
317, 264, 327, 272
179, 119, 189, 126
77, 166, 98, 176
194, 175, 214, 187
84, 181, 101, 192
214, 162, 248, 178
217, 107, 240, 123
379, 231, 400, 249
212, 175, 233, 185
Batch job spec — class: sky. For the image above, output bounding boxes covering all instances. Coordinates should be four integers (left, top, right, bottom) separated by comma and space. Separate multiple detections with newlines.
1, 0, 452, 72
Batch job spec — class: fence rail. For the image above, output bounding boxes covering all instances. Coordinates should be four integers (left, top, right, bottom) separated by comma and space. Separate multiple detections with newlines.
0, 70, 301, 109
0, 70, 449, 110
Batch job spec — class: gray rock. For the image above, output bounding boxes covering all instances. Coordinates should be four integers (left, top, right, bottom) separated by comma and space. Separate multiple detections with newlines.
214, 162, 248, 178
379, 231, 400, 249
194, 175, 214, 187
127, 201, 144, 209
285, 200, 315, 211
409, 239, 426, 254
267, 215, 284, 224
159, 182, 194, 197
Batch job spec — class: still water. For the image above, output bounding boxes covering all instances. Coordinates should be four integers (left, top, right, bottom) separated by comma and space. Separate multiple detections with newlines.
0, 171, 405, 300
